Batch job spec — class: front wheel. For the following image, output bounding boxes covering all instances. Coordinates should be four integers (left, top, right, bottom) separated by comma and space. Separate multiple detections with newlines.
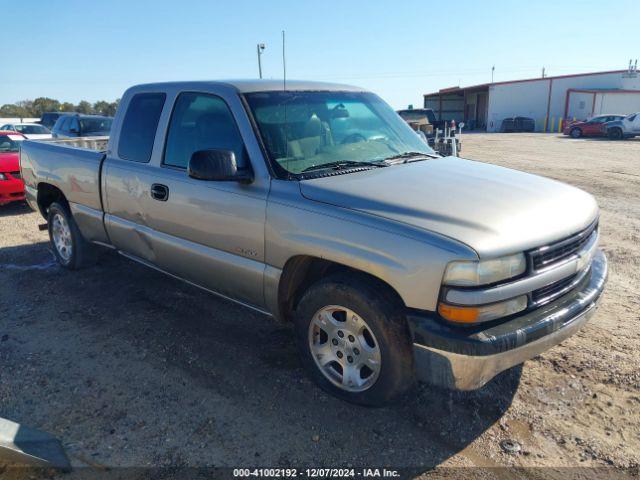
294, 274, 414, 406
608, 128, 623, 140
570, 128, 582, 138
48, 202, 96, 269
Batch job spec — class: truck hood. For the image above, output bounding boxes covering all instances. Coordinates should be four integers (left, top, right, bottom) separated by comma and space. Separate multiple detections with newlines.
0, 152, 19, 172
299, 157, 598, 257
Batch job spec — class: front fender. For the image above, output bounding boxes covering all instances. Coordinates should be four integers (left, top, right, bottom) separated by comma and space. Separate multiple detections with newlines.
265, 182, 477, 312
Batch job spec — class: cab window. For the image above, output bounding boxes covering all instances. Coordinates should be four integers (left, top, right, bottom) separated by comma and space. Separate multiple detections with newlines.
68, 118, 80, 132
118, 93, 166, 163
163, 92, 247, 169
58, 117, 71, 131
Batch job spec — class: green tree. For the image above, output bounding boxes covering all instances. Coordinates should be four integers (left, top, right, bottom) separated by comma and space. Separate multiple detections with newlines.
1, 97, 120, 119
15, 100, 35, 117
31, 97, 61, 117
0, 104, 29, 118
60, 102, 76, 112
93, 99, 119, 116
76, 100, 93, 114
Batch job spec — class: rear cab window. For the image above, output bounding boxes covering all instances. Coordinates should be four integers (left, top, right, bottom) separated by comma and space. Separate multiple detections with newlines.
118, 93, 166, 163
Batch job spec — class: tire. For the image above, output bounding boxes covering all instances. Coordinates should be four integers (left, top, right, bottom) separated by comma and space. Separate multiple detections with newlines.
570, 128, 582, 139
48, 202, 96, 269
294, 273, 414, 406
608, 127, 623, 140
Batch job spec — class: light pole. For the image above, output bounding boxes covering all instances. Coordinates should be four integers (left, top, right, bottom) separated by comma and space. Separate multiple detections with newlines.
257, 43, 266, 79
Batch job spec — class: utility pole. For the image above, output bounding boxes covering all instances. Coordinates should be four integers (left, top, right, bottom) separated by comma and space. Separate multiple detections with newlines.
282, 30, 287, 90
542, 67, 546, 78
257, 43, 266, 79
491, 65, 495, 83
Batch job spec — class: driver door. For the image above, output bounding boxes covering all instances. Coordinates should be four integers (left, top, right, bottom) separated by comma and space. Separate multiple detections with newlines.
106, 91, 268, 309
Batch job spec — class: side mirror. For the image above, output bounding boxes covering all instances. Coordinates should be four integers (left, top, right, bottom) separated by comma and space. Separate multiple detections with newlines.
188, 149, 253, 183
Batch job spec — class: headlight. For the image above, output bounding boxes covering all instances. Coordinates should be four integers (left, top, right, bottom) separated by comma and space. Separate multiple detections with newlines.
443, 253, 526, 286
0, 173, 6, 180
438, 295, 528, 324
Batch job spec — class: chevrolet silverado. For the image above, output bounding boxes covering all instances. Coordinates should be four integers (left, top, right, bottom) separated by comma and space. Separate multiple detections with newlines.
20, 80, 607, 406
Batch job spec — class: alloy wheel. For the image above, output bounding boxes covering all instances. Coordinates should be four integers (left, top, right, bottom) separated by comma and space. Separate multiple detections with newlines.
308, 305, 381, 392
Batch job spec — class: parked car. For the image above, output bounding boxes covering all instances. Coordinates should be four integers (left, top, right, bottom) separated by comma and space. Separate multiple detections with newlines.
500, 116, 535, 132
0, 131, 26, 205
20, 80, 607, 406
602, 112, 640, 140
51, 114, 113, 139
39, 112, 77, 130
0, 123, 52, 140
563, 114, 625, 138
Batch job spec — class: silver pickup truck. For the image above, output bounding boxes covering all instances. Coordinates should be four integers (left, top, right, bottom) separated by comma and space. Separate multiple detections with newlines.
20, 80, 607, 406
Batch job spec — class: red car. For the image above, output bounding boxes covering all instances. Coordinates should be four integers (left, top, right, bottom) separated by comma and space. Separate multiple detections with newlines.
0, 131, 26, 206
563, 114, 625, 138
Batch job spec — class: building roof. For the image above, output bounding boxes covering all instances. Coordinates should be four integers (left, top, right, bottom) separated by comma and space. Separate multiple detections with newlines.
423, 69, 629, 97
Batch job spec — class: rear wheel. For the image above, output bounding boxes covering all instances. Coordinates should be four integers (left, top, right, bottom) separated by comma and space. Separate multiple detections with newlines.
570, 128, 582, 138
608, 127, 623, 140
48, 202, 96, 269
294, 274, 414, 406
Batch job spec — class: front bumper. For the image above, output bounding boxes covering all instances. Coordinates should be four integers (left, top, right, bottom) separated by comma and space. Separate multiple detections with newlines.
0, 177, 25, 205
409, 249, 607, 390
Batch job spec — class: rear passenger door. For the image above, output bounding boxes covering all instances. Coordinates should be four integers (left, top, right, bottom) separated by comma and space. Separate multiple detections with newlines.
103, 92, 168, 263
104, 89, 268, 309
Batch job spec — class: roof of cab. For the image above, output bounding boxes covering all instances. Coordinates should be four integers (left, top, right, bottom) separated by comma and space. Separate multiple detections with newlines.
130, 79, 366, 93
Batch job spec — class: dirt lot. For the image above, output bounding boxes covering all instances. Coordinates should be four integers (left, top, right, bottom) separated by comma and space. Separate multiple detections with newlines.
0, 133, 639, 478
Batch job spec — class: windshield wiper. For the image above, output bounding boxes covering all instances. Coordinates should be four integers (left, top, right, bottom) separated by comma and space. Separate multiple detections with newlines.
382, 151, 440, 164
301, 160, 387, 173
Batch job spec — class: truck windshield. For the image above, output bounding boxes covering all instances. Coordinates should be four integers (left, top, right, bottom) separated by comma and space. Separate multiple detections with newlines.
244, 91, 435, 176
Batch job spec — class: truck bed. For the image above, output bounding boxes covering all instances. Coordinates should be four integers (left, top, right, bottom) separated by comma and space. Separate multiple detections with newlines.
20, 137, 107, 213
37, 136, 109, 152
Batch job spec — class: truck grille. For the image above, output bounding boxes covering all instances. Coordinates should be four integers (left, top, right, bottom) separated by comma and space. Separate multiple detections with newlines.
532, 272, 580, 304
529, 221, 597, 271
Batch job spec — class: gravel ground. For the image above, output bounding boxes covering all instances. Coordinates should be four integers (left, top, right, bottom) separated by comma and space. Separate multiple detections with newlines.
0, 133, 638, 478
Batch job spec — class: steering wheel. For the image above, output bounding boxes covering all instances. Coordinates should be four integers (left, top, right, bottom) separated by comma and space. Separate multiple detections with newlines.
341, 133, 367, 145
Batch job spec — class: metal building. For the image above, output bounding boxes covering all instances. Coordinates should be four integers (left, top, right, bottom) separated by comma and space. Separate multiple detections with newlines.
423, 68, 640, 132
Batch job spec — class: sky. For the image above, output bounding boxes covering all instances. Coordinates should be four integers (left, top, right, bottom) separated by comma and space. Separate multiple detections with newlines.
3, 0, 639, 109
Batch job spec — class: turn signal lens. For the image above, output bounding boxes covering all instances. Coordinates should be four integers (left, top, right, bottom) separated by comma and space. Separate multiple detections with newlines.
438, 304, 479, 323
438, 295, 528, 325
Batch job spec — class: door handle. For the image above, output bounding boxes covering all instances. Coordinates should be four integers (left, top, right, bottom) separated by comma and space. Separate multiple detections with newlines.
150, 183, 169, 201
